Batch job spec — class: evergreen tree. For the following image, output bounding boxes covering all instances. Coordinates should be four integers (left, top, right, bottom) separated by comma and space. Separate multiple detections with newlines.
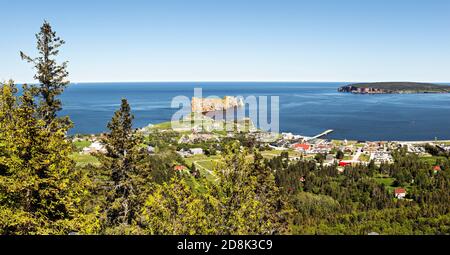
98, 99, 147, 232
20, 21, 69, 128
211, 142, 290, 234
0, 82, 94, 234
0, 22, 97, 234
336, 150, 345, 160
141, 176, 218, 235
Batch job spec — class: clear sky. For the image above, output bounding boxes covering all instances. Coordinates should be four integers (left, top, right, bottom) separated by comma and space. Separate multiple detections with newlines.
1, 0, 449, 83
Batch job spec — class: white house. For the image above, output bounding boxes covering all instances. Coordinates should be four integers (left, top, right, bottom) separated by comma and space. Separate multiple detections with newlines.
190, 148, 204, 155
394, 188, 407, 199
82, 141, 107, 154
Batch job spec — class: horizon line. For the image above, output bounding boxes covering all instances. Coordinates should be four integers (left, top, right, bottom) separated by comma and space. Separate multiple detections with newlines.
9, 80, 450, 84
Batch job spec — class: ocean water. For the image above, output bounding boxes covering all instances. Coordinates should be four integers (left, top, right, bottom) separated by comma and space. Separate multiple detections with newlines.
59, 82, 450, 141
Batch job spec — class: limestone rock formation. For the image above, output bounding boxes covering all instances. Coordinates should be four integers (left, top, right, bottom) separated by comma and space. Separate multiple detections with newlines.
191, 96, 244, 113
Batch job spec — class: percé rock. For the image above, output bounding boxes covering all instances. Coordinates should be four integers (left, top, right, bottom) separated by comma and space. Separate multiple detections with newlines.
338, 82, 450, 94
191, 96, 244, 113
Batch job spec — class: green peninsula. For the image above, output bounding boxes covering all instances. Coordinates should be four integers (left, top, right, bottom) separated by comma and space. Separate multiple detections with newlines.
338, 82, 450, 94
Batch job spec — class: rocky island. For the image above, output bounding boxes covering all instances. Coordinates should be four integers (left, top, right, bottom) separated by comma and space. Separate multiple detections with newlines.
338, 82, 450, 94
191, 96, 244, 113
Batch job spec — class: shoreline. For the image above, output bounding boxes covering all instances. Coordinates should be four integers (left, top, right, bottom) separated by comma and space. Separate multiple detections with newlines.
70, 123, 450, 144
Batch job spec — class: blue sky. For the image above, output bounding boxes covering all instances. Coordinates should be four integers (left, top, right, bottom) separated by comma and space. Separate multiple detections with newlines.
1, 0, 449, 83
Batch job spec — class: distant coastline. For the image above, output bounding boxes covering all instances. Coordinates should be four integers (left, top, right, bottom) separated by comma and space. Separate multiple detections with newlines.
338, 82, 450, 94
60, 82, 450, 141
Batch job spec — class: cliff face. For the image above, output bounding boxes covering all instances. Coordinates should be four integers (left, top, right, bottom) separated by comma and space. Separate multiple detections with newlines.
191, 96, 244, 112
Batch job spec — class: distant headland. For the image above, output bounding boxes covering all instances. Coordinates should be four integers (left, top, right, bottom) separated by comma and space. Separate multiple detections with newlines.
338, 82, 450, 94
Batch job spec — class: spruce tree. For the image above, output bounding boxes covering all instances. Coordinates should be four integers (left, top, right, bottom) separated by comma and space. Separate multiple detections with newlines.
0, 22, 97, 234
99, 98, 146, 232
209, 142, 290, 234
20, 21, 69, 128
0, 83, 92, 234
141, 176, 218, 235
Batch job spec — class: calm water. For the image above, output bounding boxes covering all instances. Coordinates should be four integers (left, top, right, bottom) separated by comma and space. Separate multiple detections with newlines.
59, 82, 450, 141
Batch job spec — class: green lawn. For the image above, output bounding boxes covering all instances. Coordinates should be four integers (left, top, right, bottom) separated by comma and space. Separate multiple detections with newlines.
261, 150, 283, 158
70, 153, 100, 167
73, 140, 91, 151
419, 156, 446, 165
183, 154, 221, 182
151, 121, 173, 130
196, 160, 218, 171
184, 154, 216, 166
358, 153, 371, 162
374, 175, 396, 192
261, 150, 303, 159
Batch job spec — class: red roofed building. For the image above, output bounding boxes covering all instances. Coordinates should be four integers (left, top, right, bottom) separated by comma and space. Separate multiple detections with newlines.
433, 165, 442, 173
339, 161, 351, 167
174, 165, 187, 171
292, 143, 310, 151
394, 188, 407, 199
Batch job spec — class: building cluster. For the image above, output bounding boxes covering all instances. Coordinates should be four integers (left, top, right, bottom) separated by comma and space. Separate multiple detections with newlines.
177, 148, 204, 158
81, 140, 107, 154
405, 144, 427, 154
178, 133, 220, 144
268, 134, 402, 166
74, 121, 450, 203
370, 152, 394, 164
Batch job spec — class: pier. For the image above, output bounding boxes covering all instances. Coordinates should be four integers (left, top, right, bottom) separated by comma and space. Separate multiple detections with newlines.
305, 129, 334, 141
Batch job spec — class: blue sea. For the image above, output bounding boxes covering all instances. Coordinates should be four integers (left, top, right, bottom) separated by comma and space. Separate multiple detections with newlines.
59, 82, 450, 141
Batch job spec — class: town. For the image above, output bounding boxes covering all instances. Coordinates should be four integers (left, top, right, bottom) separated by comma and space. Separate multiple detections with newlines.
72, 114, 449, 200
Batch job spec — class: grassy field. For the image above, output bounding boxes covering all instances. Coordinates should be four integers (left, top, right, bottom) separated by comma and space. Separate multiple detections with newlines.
151, 121, 173, 130
358, 153, 371, 162
261, 149, 303, 159
419, 156, 446, 165
183, 154, 221, 181
196, 160, 219, 171
73, 140, 91, 151
261, 150, 284, 159
70, 153, 100, 167
374, 175, 396, 193
184, 149, 303, 174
